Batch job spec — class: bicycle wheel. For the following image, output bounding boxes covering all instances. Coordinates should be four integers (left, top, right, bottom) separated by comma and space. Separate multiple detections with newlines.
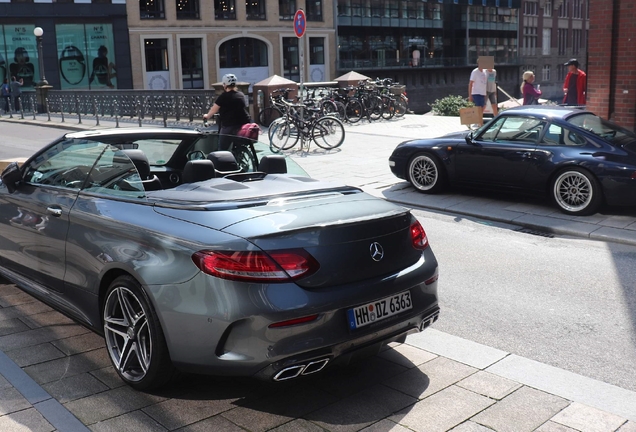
269, 121, 299, 152
345, 99, 363, 123
381, 97, 395, 120
312, 116, 345, 150
259, 107, 282, 127
321, 100, 340, 119
367, 95, 383, 121
232, 144, 258, 172
394, 98, 407, 118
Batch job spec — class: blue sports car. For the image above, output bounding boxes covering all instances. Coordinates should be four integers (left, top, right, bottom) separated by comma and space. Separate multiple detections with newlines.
0, 128, 440, 390
389, 106, 636, 215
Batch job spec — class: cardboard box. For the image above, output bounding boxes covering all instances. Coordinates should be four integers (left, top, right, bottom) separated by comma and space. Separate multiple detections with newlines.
459, 107, 482, 125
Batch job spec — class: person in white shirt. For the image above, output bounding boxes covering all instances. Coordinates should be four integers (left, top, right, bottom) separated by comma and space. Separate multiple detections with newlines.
468, 66, 487, 126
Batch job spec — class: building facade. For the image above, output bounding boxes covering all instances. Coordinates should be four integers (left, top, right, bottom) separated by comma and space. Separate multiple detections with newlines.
0, 0, 131, 91
586, 0, 635, 130
519, 0, 589, 101
126, 0, 335, 91
334, 0, 523, 112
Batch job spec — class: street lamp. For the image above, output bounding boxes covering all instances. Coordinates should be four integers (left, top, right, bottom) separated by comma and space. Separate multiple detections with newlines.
33, 27, 48, 86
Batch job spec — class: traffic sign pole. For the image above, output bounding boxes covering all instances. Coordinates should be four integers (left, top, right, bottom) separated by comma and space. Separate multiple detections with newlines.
294, 9, 306, 100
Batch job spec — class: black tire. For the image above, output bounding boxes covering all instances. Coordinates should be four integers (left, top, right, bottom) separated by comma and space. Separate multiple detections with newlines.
367, 95, 383, 121
259, 107, 282, 127
269, 121, 299, 152
394, 98, 407, 117
232, 145, 258, 173
381, 97, 395, 120
407, 152, 446, 193
312, 116, 345, 149
345, 100, 363, 123
103, 275, 174, 390
551, 167, 603, 215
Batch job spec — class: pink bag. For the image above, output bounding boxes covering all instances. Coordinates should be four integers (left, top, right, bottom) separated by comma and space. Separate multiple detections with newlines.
237, 123, 261, 140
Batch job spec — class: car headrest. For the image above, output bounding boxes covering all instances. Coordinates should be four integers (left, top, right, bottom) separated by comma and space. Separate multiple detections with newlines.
207, 151, 241, 175
258, 155, 287, 174
183, 160, 215, 183
119, 149, 151, 180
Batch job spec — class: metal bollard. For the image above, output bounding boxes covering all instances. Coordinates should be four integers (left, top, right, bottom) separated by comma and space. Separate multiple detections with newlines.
76, 98, 82, 124
137, 98, 142, 127
94, 99, 100, 126
46, 97, 50, 121
114, 98, 119, 128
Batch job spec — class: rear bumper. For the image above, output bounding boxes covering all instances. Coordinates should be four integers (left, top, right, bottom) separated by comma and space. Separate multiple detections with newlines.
255, 305, 440, 381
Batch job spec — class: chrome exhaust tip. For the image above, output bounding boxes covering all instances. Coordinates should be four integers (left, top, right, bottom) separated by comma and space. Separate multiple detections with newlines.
273, 365, 305, 381
301, 358, 329, 376
419, 313, 439, 331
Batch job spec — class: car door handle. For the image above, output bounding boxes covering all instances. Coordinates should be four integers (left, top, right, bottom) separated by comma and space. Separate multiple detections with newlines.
46, 207, 62, 217
521, 152, 533, 158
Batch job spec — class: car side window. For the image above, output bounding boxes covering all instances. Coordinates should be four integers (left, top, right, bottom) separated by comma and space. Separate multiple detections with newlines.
494, 117, 544, 144
82, 146, 147, 200
540, 124, 587, 146
23, 139, 108, 190
479, 117, 506, 142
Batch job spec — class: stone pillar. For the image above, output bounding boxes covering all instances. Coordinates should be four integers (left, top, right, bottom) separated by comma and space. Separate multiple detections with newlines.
34, 84, 53, 114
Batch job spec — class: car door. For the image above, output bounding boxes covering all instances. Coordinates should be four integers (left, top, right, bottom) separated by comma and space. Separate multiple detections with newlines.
455, 115, 546, 187
0, 139, 109, 292
523, 122, 591, 192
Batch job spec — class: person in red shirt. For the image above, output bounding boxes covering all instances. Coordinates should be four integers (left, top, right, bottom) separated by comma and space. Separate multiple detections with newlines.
562, 59, 586, 106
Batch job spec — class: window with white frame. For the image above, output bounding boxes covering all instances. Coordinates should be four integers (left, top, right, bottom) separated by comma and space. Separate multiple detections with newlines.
558, 0, 569, 18
557, 28, 567, 55
572, 0, 582, 18
542, 64, 551, 82
542, 28, 551, 55
543, 0, 552, 16
524, 1, 538, 16
572, 29, 582, 54
523, 26, 537, 56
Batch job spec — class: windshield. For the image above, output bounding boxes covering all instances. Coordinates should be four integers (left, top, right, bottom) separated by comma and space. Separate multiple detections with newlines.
566, 113, 636, 148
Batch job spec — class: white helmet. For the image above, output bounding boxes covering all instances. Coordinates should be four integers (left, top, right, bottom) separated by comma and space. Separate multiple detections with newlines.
222, 73, 237, 87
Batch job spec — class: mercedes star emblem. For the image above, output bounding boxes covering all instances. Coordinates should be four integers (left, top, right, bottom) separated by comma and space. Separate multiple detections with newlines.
370, 242, 384, 262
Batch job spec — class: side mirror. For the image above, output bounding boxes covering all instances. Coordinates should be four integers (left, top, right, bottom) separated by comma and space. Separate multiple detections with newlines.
1, 162, 22, 193
465, 132, 475, 145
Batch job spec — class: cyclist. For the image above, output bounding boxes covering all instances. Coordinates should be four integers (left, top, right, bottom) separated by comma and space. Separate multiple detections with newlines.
203, 73, 251, 151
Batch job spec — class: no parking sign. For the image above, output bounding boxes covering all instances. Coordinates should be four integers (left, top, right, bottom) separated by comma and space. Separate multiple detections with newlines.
294, 9, 306, 38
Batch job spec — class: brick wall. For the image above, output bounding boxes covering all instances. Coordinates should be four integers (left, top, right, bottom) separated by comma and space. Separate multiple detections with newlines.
587, 0, 636, 130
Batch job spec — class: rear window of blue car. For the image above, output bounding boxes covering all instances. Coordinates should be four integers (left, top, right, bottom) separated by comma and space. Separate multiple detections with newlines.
567, 113, 636, 148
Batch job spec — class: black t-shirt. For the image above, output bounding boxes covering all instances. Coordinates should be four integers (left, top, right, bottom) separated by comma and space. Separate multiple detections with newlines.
214, 90, 250, 128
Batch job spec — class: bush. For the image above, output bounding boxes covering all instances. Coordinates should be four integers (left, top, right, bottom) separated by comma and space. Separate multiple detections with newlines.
430, 95, 474, 116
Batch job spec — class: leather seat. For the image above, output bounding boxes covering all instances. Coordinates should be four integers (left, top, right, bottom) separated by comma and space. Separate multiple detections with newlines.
207, 151, 242, 176
183, 160, 215, 183
119, 149, 163, 191
258, 155, 287, 174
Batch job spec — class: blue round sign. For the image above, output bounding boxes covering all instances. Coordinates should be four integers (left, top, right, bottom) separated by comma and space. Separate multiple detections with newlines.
294, 9, 306, 38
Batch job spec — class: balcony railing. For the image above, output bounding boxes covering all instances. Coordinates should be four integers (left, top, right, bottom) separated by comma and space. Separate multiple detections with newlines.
338, 56, 520, 70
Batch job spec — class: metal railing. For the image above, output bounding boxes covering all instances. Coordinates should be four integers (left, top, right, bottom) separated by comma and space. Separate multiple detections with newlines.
1, 90, 220, 128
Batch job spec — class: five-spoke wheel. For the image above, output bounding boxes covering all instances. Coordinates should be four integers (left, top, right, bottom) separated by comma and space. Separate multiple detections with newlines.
103, 276, 173, 390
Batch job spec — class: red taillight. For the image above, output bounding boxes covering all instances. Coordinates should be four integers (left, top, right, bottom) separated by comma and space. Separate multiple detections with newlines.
269, 314, 319, 328
192, 249, 319, 282
410, 220, 429, 250
631, 171, 636, 179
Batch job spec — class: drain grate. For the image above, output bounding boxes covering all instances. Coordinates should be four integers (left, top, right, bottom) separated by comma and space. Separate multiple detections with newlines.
515, 227, 555, 238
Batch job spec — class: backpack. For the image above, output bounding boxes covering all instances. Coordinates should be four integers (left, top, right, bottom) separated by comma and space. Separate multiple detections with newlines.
1, 84, 9, 97
236, 123, 261, 140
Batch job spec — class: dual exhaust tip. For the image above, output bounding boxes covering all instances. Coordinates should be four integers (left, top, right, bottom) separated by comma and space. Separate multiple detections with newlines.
273, 358, 330, 381
419, 312, 440, 331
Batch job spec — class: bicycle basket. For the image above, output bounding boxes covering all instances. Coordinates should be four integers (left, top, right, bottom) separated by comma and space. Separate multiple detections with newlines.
390, 85, 406, 96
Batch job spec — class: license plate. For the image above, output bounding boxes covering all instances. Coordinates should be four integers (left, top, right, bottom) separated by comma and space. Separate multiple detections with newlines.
347, 291, 412, 330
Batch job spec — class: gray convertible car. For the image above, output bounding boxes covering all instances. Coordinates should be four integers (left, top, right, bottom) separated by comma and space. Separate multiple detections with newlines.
0, 128, 440, 390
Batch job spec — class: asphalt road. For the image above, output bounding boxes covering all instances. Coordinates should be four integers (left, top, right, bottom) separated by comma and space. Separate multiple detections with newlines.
2, 121, 635, 394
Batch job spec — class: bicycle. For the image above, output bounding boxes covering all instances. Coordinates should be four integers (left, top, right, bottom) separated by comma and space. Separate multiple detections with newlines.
269, 99, 345, 152
344, 81, 383, 123
258, 88, 294, 127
